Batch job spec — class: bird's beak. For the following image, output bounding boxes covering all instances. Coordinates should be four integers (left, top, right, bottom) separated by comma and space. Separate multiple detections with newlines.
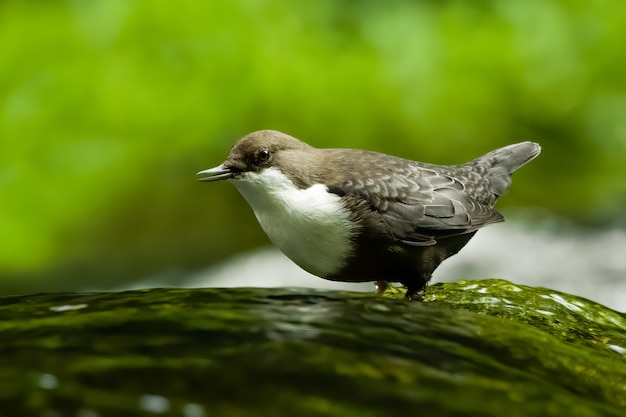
196, 164, 234, 182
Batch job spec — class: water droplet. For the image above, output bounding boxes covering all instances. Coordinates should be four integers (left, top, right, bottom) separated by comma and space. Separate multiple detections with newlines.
183, 403, 206, 417
38, 373, 58, 390
139, 394, 169, 414
49, 304, 88, 312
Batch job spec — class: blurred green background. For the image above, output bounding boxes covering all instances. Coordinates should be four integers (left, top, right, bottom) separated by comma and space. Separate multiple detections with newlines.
1, 0, 625, 294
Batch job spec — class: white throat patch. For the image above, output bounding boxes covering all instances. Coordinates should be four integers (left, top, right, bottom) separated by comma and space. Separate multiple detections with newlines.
231, 167, 357, 277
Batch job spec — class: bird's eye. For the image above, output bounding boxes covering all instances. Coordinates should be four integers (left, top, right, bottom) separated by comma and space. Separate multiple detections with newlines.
258, 149, 270, 162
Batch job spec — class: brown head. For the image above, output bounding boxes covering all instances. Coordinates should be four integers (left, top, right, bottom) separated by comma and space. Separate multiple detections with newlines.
197, 130, 315, 182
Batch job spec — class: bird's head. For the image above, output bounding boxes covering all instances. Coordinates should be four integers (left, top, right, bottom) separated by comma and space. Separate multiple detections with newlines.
197, 130, 312, 182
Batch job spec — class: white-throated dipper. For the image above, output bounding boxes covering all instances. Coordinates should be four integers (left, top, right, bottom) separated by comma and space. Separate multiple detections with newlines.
197, 130, 541, 300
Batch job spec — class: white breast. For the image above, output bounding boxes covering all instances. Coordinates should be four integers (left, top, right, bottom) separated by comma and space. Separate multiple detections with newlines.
231, 167, 357, 277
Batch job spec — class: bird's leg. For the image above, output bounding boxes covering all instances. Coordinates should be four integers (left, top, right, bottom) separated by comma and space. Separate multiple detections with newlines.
374, 280, 390, 295
404, 287, 426, 301
403, 272, 431, 301
374, 281, 406, 298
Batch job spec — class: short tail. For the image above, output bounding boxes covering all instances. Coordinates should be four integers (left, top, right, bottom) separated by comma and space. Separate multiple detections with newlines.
472, 141, 541, 197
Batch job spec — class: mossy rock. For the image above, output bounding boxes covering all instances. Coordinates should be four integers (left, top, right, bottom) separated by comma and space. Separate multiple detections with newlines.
0, 279, 624, 416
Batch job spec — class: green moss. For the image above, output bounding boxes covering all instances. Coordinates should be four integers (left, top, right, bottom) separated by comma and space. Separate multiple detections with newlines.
0, 282, 624, 416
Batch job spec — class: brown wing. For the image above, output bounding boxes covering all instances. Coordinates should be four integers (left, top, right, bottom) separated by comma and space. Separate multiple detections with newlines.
327, 165, 503, 246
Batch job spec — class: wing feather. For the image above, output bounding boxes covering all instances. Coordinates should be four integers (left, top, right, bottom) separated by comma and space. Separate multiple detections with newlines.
327, 165, 503, 246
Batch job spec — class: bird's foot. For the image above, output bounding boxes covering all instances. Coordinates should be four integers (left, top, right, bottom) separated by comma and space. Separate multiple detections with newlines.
404, 287, 426, 302
375, 280, 389, 294
374, 281, 405, 299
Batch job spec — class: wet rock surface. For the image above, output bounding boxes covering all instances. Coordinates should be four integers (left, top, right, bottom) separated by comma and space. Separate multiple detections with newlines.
0, 279, 624, 416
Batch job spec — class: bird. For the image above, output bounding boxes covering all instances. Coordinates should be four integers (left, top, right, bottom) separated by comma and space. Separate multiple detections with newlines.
197, 130, 541, 300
